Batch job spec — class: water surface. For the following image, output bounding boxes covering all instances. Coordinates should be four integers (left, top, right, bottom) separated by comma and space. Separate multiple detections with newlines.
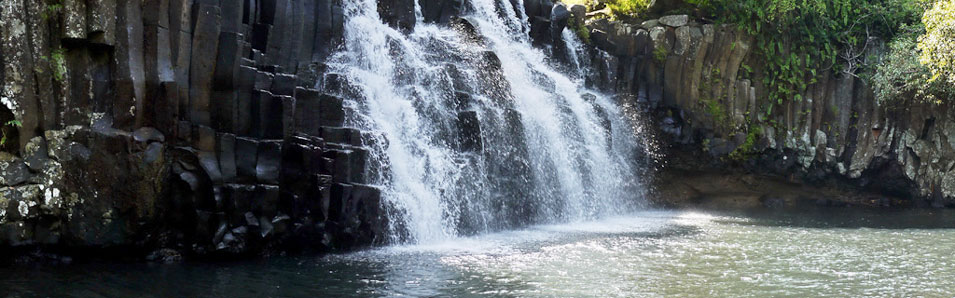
4, 209, 955, 297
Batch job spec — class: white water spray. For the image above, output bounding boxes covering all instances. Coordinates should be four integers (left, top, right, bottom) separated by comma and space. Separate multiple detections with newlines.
325, 0, 651, 244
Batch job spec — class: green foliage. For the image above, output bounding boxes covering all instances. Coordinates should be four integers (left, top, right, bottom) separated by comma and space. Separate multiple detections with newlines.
652, 44, 667, 64
1, 120, 22, 147
872, 24, 955, 105
918, 0, 955, 85
703, 98, 727, 126
567, 16, 591, 44
41, 2, 63, 20
604, 0, 651, 21
729, 125, 762, 160
50, 48, 67, 82
697, 0, 928, 108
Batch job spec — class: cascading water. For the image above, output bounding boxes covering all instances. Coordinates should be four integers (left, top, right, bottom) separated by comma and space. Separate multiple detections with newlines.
325, 0, 652, 244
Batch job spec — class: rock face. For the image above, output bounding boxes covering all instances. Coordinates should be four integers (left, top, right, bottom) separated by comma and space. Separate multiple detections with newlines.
582, 16, 955, 206
0, 0, 395, 259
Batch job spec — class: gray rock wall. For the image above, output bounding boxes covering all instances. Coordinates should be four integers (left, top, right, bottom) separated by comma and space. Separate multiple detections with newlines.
587, 15, 955, 206
0, 0, 423, 259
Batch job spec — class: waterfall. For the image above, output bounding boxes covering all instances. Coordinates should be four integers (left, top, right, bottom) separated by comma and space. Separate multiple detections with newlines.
325, 0, 651, 244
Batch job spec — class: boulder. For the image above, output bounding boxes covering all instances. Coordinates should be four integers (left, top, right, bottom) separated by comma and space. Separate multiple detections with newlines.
658, 15, 689, 27
0, 154, 30, 186
22, 137, 50, 172
569, 4, 587, 25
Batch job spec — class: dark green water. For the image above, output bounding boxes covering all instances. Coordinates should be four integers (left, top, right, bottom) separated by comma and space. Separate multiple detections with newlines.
3, 209, 955, 297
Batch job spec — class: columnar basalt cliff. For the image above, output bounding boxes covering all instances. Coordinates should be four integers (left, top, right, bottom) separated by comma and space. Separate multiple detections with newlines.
0, 0, 446, 260
581, 12, 955, 207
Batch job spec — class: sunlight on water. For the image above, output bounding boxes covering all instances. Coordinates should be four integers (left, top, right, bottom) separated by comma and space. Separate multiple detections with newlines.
5, 210, 955, 297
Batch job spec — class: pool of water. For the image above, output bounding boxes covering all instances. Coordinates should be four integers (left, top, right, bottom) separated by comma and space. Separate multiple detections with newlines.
3, 208, 955, 297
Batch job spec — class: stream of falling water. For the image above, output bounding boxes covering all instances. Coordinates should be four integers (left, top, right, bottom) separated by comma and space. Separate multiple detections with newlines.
325, 0, 651, 244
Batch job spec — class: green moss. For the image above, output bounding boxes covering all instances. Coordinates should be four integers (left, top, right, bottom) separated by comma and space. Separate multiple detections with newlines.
41, 1, 63, 20
729, 125, 762, 161
604, 0, 651, 21
50, 48, 67, 82
703, 99, 725, 124
652, 44, 667, 64
653, 44, 668, 64
567, 16, 591, 44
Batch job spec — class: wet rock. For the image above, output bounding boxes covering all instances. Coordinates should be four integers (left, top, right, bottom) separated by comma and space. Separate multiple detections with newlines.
482, 51, 503, 71
707, 138, 735, 157
317, 94, 345, 127
256, 141, 282, 184
378, 0, 416, 32
551, 3, 571, 28
529, 16, 552, 45
22, 137, 49, 172
328, 183, 352, 222
235, 137, 259, 182
321, 127, 362, 146
451, 17, 483, 44
217, 134, 238, 182
198, 151, 223, 183
569, 4, 586, 25
591, 30, 616, 53
271, 73, 297, 96
146, 248, 183, 264
0, 154, 30, 186
133, 127, 166, 144
188, 4, 222, 126
760, 196, 786, 209
421, 0, 465, 24
457, 111, 483, 152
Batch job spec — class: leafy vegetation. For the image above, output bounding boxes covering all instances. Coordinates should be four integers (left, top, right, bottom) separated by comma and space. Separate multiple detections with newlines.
652, 44, 668, 64
1, 120, 21, 147
918, 0, 955, 85
729, 125, 762, 161
38, 47, 67, 82
604, 0, 650, 20
871, 24, 955, 105
41, 1, 63, 20
50, 48, 67, 82
695, 0, 929, 108
559, 0, 650, 21
567, 15, 591, 44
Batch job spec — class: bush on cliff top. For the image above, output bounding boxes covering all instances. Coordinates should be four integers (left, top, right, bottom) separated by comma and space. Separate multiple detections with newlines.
560, 0, 651, 21
605, 0, 651, 20
871, 24, 955, 105
700, 0, 927, 109
871, 0, 955, 106
918, 0, 955, 86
